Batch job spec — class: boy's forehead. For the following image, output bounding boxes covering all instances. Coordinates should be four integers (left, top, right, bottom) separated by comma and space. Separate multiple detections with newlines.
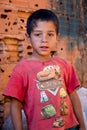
35, 20, 55, 26
33, 28, 56, 33
32, 21, 56, 31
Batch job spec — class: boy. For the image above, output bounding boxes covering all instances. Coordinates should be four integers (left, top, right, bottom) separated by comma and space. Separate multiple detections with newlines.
3, 9, 85, 130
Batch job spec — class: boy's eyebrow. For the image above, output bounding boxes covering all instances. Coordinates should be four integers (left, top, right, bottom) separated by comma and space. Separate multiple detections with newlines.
33, 30, 56, 33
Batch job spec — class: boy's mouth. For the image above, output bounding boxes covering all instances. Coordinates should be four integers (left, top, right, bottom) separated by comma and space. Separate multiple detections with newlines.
40, 46, 49, 48
40, 46, 49, 51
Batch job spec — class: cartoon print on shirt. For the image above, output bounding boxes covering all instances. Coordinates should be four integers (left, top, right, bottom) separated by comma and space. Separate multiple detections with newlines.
40, 91, 49, 103
60, 101, 68, 115
59, 88, 68, 115
41, 104, 56, 119
59, 88, 67, 98
36, 65, 63, 96
53, 116, 65, 128
36, 65, 68, 124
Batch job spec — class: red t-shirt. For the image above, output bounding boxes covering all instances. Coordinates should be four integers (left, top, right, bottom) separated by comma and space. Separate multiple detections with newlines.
3, 57, 80, 130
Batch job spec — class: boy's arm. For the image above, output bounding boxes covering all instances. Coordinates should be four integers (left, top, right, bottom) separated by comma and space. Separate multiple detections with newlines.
70, 90, 86, 130
10, 98, 23, 130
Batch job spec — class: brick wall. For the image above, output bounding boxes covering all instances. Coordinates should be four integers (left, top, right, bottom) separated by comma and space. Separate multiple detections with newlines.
0, 0, 87, 127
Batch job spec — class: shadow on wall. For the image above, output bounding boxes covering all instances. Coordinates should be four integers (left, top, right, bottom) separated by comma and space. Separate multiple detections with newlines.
2, 110, 27, 130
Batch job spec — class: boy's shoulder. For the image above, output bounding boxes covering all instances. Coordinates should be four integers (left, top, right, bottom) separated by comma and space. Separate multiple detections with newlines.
52, 56, 73, 73
16, 58, 28, 66
53, 56, 71, 66
13, 58, 30, 72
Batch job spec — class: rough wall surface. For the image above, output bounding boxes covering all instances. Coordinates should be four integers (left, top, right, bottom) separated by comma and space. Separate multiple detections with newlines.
0, 0, 87, 127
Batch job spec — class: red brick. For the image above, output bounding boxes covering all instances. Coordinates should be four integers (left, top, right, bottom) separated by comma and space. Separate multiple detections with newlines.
12, 0, 29, 9
0, 64, 16, 95
28, 0, 51, 10
0, 54, 10, 64
0, 0, 10, 4
0, 5, 18, 35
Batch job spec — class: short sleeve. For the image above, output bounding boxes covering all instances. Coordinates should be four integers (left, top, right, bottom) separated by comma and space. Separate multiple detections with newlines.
64, 62, 80, 94
3, 60, 28, 102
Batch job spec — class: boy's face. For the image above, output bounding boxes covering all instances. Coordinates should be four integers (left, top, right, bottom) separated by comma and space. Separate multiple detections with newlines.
28, 21, 58, 59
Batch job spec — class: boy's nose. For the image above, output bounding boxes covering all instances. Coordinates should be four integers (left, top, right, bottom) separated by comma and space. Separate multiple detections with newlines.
42, 34, 48, 42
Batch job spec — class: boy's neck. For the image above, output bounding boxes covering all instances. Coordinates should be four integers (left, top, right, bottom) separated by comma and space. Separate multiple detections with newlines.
29, 54, 52, 61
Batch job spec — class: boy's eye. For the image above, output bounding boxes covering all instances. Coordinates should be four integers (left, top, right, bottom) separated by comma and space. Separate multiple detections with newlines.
34, 33, 41, 36
48, 33, 54, 36
33, 32, 55, 37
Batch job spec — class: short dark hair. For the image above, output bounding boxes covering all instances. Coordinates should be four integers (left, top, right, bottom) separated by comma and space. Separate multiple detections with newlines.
27, 9, 59, 36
